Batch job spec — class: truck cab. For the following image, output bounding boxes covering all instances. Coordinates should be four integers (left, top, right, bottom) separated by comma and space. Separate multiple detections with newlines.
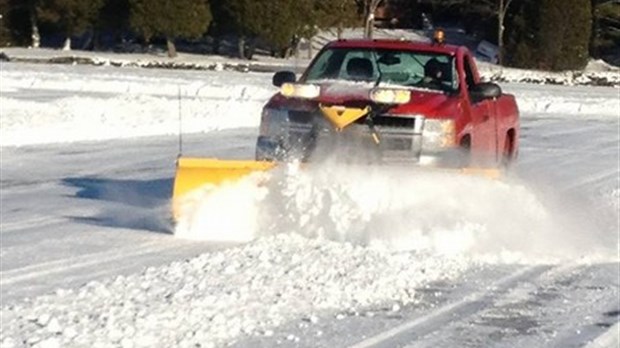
256, 36, 519, 168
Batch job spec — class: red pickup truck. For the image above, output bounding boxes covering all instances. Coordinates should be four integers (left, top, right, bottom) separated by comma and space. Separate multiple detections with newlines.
172, 36, 521, 220
255, 38, 520, 168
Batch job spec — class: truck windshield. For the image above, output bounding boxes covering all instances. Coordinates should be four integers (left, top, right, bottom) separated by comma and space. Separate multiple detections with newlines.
304, 47, 458, 93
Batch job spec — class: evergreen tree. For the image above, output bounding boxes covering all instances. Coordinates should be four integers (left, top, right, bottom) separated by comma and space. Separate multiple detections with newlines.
591, 0, 620, 61
129, 0, 211, 58
221, 0, 314, 59
0, 0, 41, 47
536, 0, 565, 69
386, 0, 421, 29
537, 0, 591, 70
37, 0, 104, 50
504, 0, 539, 68
255, 0, 308, 52
0, 0, 11, 45
96, 0, 130, 49
314, 0, 360, 38
208, 0, 236, 54
505, 0, 592, 70
219, 0, 265, 58
210, 0, 359, 59
556, 0, 591, 70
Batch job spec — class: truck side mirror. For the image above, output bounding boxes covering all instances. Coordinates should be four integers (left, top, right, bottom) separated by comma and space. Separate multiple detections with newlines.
273, 71, 296, 87
470, 82, 502, 102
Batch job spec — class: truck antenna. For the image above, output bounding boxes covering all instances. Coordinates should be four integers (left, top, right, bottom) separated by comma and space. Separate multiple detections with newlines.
177, 85, 183, 157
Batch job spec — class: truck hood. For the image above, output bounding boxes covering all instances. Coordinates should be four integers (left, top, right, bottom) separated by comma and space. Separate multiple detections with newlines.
390, 90, 458, 117
265, 82, 459, 118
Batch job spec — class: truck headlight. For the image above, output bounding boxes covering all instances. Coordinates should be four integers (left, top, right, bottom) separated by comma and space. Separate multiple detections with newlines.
422, 119, 456, 150
259, 108, 289, 136
370, 88, 411, 104
281, 83, 321, 99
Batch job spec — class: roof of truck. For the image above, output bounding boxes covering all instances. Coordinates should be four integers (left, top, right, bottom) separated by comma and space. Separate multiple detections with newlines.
326, 39, 464, 56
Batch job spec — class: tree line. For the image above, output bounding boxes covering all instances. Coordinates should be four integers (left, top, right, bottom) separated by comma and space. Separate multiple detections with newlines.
0, 0, 617, 71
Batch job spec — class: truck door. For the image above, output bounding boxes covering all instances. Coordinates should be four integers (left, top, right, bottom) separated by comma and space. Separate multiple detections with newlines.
462, 57, 497, 165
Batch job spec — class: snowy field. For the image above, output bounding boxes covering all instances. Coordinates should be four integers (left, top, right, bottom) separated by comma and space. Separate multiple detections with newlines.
1, 61, 619, 347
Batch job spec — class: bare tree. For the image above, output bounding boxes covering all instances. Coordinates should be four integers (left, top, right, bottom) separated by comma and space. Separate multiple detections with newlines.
360, 0, 382, 38
422, 0, 516, 65
38, 0, 105, 51
7, 0, 41, 48
481, 0, 515, 65
28, 0, 40, 48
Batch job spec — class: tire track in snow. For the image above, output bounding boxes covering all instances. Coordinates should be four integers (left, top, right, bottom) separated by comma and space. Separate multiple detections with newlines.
583, 322, 620, 348
516, 116, 618, 201
561, 167, 619, 193
385, 263, 617, 348
347, 265, 552, 348
0, 215, 65, 234
0, 239, 182, 287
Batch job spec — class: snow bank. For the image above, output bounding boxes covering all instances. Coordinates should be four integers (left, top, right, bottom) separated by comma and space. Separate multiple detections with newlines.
1, 47, 308, 74
0, 234, 466, 348
2, 47, 619, 87
478, 61, 620, 87
0, 64, 274, 146
2, 63, 618, 147
505, 83, 620, 118
0, 95, 265, 146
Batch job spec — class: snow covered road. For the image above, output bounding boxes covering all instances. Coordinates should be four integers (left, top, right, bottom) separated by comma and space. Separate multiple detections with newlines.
1, 62, 618, 347
0, 131, 257, 302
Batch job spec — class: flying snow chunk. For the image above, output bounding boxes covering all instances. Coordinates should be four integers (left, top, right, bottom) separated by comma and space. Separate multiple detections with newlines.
174, 172, 270, 242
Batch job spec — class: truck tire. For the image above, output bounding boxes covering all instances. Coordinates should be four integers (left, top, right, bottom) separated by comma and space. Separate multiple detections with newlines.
500, 132, 515, 169
458, 136, 472, 168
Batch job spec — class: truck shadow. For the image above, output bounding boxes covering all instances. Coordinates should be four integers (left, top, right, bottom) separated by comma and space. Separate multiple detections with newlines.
62, 177, 174, 233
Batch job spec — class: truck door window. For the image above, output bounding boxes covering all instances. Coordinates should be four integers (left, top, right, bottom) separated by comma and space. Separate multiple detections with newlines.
463, 59, 476, 92
450, 60, 460, 91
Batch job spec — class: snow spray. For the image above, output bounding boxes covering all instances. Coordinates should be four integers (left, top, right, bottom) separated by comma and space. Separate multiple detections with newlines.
174, 158, 617, 263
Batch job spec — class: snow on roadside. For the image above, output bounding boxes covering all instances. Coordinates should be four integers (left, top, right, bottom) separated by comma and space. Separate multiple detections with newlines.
478, 60, 620, 87
2, 62, 619, 147
3, 47, 619, 87
0, 234, 467, 348
503, 83, 620, 118
0, 63, 274, 147
0, 94, 265, 146
0, 47, 309, 71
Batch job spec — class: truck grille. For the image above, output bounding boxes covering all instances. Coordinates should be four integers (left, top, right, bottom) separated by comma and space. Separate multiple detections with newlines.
285, 110, 424, 162
354, 115, 417, 129
288, 110, 314, 124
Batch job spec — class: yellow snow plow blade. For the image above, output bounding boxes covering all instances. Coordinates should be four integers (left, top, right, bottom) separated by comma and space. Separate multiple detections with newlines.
171, 157, 501, 222
460, 167, 502, 180
172, 158, 276, 220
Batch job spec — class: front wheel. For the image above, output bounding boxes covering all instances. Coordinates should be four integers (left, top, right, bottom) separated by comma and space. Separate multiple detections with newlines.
500, 134, 515, 169
455, 136, 471, 168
